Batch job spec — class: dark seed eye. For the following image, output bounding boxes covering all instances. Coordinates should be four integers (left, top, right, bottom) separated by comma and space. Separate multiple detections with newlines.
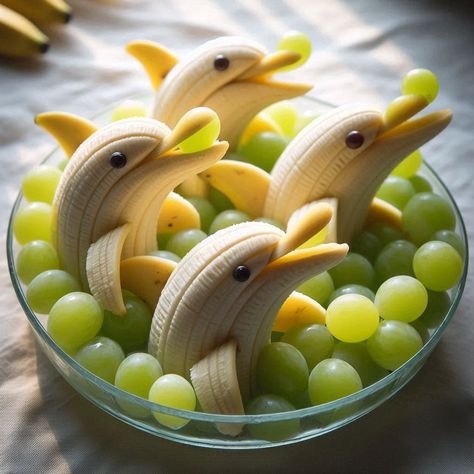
232, 265, 251, 282
345, 131, 365, 149
109, 151, 127, 168
214, 54, 229, 71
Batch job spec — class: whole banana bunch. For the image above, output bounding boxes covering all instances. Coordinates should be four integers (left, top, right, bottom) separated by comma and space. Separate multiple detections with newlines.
0, 0, 71, 58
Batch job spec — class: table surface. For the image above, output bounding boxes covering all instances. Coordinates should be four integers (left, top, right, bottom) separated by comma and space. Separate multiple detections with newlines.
1, 0, 473, 472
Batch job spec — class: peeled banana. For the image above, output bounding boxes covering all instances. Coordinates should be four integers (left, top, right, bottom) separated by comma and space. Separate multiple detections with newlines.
127, 37, 312, 150
149, 203, 348, 434
201, 95, 452, 242
39, 108, 228, 314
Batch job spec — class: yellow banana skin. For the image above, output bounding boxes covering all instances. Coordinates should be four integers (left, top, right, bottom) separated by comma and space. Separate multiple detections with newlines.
0, 4, 49, 58
1, 0, 71, 25
45, 110, 228, 313
149, 205, 348, 434
128, 37, 312, 150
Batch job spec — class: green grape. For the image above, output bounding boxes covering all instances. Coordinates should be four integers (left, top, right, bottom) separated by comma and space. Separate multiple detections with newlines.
365, 222, 404, 246
26, 269, 81, 314
178, 116, 220, 153
263, 101, 298, 136
111, 99, 147, 121
401, 68, 439, 103
246, 394, 299, 441
391, 150, 423, 178
208, 187, 234, 212
21, 165, 62, 204
276, 30, 312, 72
328, 284, 375, 304
47, 292, 103, 354
331, 342, 388, 387
326, 294, 379, 343
101, 291, 153, 353
148, 249, 181, 263
224, 152, 248, 162
208, 209, 250, 234
115, 352, 163, 418
292, 110, 319, 136
157, 232, 173, 249
376, 176, 416, 210
297, 271, 334, 306
57, 159, 69, 172
75, 336, 125, 384
350, 231, 383, 263
418, 290, 451, 329
409, 174, 432, 193
413, 241, 463, 291
254, 216, 286, 231
410, 319, 430, 344
367, 320, 422, 370
149, 374, 196, 429
308, 358, 362, 405
13, 202, 52, 245
402, 192, 455, 245
374, 240, 417, 283
328, 253, 375, 289
375, 275, 427, 323
16, 240, 59, 284
165, 229, 207, 258
238, 132, 288, 172
256, 342, 308, 404
186, 197, 217, 232
281, 323, 334, 370
431, 230, 465, 258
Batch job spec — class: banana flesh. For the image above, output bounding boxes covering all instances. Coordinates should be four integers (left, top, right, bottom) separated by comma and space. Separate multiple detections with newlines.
0, 4, 49, 58
190, 340, 244, 437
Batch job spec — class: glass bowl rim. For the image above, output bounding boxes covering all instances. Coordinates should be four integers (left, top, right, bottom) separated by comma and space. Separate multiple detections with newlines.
6, 95, 469, 425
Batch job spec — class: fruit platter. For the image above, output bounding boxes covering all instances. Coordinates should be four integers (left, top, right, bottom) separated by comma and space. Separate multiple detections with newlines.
7, 33, 468, 448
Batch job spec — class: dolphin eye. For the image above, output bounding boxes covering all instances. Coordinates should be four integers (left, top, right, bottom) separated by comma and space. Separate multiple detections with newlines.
232, 265, 251, 282
109, 152, 127, 168
214, 54, 230, 71
345, 131, 365, 149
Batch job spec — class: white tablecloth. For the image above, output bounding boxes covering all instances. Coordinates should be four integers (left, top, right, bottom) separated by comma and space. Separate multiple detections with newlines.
1, 0, 473, 472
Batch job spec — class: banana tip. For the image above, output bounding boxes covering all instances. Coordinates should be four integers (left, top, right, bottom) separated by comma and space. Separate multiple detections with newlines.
40, 42, 50, 55
64, 11, 73, 23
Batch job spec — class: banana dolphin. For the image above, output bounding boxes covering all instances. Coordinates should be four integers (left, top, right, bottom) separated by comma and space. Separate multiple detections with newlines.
39, 108, 228, 315
200, 94, 453, 243
127, 36, 313, 150
148, 203, 348, 435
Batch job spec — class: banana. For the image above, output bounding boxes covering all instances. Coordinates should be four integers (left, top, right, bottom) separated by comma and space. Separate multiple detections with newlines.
39, 108, 228, 314
127, 36, 312, 150
120, 255, 177, 310
149, 203, 348, 434
0, 4, 49, 58
157, 192, 200, 235
1, 0, 71, 25
272, 291, 326, 333
201, 94, 452, 243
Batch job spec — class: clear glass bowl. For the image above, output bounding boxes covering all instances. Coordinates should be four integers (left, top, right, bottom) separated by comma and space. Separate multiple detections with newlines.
6, 96, 468, 449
